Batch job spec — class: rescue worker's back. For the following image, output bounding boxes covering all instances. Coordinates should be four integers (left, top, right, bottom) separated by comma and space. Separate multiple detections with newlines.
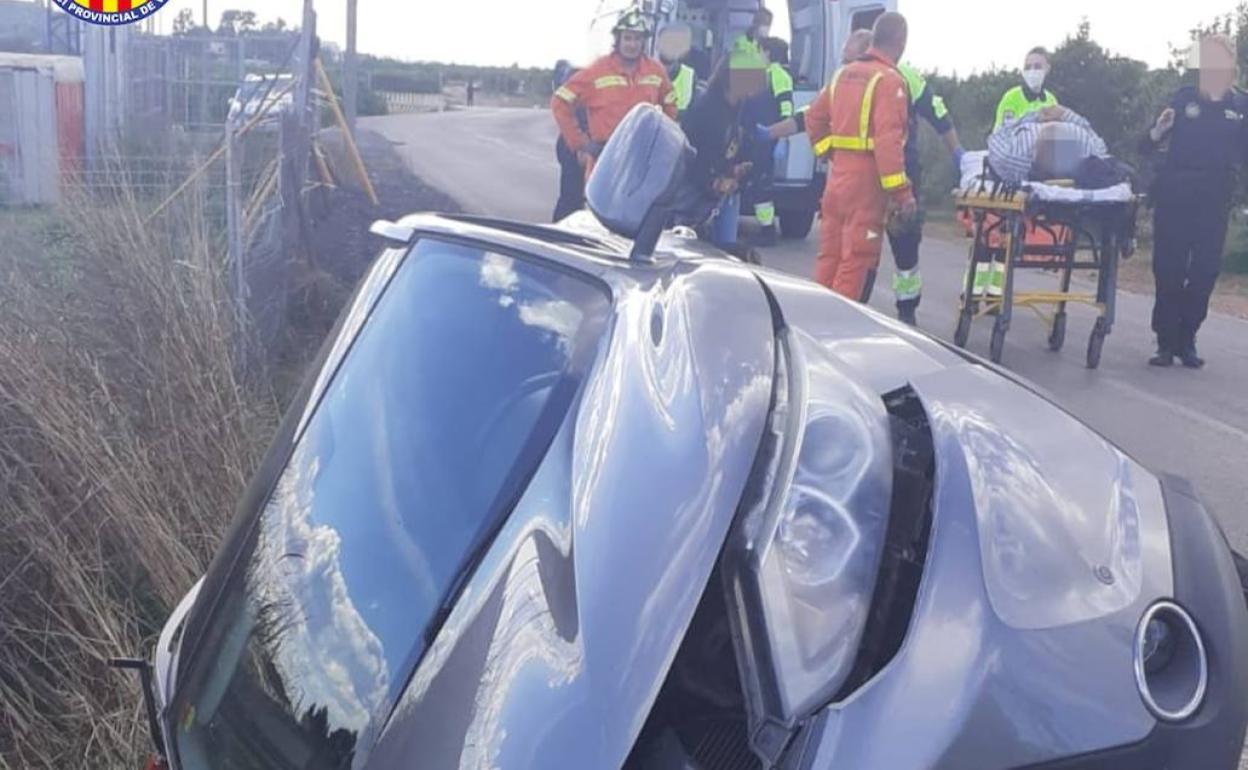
805, 33, 914, 300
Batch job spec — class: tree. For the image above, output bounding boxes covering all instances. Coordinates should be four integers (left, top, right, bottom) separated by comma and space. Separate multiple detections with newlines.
218, 9, 257, 36
261, 18, 289, 33
171, 8, 196, 35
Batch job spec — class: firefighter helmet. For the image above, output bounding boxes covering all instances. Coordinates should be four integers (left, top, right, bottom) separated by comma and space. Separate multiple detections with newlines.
613, 8, 653, 36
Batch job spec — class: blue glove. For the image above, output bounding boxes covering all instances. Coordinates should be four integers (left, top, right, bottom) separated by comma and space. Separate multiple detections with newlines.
753, 124, 772, 145
953, 148, 966, 179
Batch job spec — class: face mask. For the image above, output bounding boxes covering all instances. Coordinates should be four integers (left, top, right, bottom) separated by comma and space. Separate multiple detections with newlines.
1023, 69, 1047, 92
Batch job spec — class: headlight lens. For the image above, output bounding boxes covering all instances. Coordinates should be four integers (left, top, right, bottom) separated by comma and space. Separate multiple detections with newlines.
729, 330, 894, 722
1134, 601, 1207, 722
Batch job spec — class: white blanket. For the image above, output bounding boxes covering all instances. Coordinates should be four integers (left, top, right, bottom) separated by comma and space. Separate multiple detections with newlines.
958, 151, 1133, 204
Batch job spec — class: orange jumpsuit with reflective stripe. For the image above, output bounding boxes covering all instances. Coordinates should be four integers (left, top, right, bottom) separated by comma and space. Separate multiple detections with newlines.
805, 49, 914, 300
551, 54, 677, 152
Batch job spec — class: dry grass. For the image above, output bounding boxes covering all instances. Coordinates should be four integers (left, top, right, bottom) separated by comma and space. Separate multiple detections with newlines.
0, 184, 280, 767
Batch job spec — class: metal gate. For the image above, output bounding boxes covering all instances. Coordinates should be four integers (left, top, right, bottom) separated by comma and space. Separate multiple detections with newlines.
0, 66, 60, 206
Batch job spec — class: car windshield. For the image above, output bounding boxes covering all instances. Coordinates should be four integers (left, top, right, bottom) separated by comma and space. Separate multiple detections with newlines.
169, 238, 609, 770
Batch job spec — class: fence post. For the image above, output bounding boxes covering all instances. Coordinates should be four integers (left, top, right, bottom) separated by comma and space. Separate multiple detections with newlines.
225, 115, 246, 323
345, 0, 358, 134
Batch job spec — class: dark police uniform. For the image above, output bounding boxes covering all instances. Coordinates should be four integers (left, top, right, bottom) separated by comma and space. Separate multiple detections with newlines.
1140, 85, 1248, 360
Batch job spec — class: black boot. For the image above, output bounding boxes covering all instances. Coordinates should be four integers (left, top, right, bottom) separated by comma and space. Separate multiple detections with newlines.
1179, 344, 1206, 369
1149, 348, 1175, 367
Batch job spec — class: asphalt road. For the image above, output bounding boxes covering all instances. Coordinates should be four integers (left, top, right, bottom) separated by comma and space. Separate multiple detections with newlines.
363, 107, 1248, 555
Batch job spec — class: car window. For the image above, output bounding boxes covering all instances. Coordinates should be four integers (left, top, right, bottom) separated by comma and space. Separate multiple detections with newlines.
169, 238, 610, 770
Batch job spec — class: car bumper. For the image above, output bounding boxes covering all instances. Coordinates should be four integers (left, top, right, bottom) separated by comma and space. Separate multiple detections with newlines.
1018, 475, 1248, 769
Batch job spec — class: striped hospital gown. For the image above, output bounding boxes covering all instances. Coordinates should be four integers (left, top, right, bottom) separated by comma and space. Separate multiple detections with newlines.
987, 107, 1109, 184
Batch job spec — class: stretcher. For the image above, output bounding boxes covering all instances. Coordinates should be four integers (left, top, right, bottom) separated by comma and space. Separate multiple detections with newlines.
952, 153, 1140, 369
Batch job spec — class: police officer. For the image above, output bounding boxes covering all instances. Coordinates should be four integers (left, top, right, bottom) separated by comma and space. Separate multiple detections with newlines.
657, 22, 696, 116
1141, 34, 1248, 369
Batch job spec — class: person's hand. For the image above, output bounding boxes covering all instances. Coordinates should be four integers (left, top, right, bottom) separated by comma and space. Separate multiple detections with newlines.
896, 196, 918, 222
732, 162, 754, 180
576, 150, 595, 169
1151, 107, 1176, 141
713, 176, 740, 196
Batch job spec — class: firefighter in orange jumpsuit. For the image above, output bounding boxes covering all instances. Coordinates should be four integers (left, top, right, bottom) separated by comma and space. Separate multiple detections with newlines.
804, 13, 916, 300
551, 9, 678, 181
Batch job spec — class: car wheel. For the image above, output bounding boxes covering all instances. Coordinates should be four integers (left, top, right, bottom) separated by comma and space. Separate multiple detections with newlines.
778, 209, 815, 240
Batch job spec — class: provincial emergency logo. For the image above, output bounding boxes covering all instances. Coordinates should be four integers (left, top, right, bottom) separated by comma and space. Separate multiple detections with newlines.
52, 0, 170, 27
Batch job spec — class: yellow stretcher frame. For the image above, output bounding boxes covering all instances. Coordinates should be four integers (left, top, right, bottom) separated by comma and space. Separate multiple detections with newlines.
952, 184, 1140, 370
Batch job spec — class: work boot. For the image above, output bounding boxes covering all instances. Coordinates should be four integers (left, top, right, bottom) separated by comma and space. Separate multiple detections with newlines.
753, 224, 778, 247
1149, 348, 1175, 367
897, 305, 918, 327
1179, 345, 1206, 369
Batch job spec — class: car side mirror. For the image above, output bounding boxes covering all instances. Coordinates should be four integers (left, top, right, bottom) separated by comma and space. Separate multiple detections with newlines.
586, 104, 692, 261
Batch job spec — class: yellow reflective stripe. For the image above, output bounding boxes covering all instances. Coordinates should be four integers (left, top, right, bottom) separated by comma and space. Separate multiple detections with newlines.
827, 135, 875, 150
880, 172, 909, 190
811, 70, 846, 157
594, 75, 629, 89
555, 86, 576, 102
638, 75, 663, 87
859, 71, 884, 147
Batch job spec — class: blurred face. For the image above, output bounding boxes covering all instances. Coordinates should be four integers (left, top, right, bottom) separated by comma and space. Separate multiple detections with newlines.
656, 25, 692, 66
1197, 37, 1238, 98
617, 30, 646, 62
728, 68, 767, 105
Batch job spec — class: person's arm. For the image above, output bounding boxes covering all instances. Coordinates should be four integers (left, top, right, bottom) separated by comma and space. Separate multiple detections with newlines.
552, 67, 593, 152
804, 80, 835, 157
658, 70, 679, 120
773, 67, 795, 118
915, 88, 963, 157
872, 71, 914, 208
993, 89, 1014, 132
1141, 93, 1180, 156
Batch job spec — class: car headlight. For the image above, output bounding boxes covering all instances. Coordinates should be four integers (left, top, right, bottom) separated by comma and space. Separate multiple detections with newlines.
1134, 601, 1207, 722
727, 329, 893, 725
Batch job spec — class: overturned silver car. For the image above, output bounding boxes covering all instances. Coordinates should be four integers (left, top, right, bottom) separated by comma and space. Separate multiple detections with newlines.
137, 107, 1248, 770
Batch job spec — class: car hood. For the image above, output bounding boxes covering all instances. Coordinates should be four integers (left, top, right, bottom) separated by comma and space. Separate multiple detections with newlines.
755, 269, 1178, 766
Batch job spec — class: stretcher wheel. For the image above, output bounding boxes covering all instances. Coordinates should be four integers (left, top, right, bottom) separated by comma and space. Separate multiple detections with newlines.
1048, 313, 1067, 352
990, 320, 1007, 364
954, 311, 972, 348
1087, 319, 1107, 370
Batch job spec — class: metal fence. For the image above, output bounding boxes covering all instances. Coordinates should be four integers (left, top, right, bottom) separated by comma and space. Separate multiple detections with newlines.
68, 0, 375, 364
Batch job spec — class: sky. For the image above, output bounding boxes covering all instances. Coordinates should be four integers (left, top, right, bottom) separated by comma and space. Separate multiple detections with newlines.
149, 0, 1238, 74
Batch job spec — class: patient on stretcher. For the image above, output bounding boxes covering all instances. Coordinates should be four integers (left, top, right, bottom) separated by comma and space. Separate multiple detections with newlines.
986, 106, 1129, 187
